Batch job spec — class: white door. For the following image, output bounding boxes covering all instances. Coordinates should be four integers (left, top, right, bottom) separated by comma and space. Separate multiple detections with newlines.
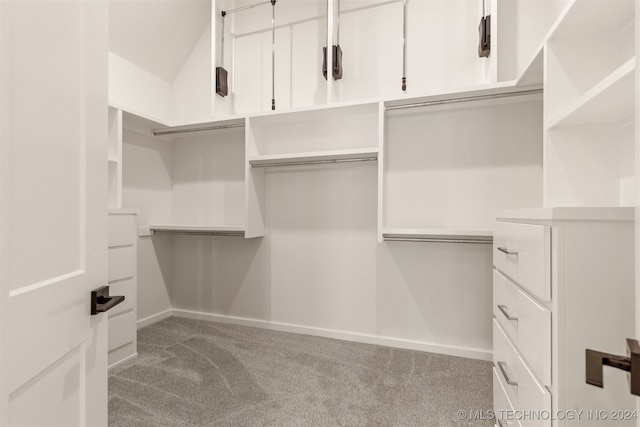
636, 3, 640, 423
0, 1, 109, 426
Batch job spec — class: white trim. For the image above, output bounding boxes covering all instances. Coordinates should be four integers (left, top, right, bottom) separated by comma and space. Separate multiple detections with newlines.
171, 308, 492, 361
136, 308, 172, 329
108, 352, 138, 370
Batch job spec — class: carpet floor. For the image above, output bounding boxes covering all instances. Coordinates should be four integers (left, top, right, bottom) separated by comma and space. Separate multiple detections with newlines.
108, 317, 493, 427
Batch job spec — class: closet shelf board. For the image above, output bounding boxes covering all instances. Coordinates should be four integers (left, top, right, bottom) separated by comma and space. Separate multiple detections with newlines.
149, 224, 246, 236
382, 228, 493, 241
547, 58, 635, 129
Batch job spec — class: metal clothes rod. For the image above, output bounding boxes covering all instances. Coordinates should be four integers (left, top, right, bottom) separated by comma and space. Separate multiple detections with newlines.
221, 0, 271, 16
251, 156, 377, 168
385, 88, 543, 111
152, 123, 245, 137
152, 230, 245, 237
383, 237, 493, 244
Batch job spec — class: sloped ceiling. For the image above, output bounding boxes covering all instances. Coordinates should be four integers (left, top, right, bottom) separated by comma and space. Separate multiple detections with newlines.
109, 0, 211, 83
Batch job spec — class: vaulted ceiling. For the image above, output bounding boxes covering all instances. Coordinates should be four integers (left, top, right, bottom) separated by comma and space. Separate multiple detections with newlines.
109, 0, 211, 82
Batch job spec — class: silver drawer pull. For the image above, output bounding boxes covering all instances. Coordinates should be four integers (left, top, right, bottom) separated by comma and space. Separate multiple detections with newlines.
497, 246, 518, 255
497, 304, 518, 322
497, 361, 518, 386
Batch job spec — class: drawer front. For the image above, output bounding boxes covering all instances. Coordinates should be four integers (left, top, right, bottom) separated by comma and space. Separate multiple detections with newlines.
494, 319, 551, 426
108, 311, 136, 352
108, 214, 135, 248
493, 368, 521, 427
108, 247, 135, 283
493, 269, 519, 343
493, 270, 551, 387
493, 319, 518, 407
106, 278, 135, 319
494, 221, 551, 301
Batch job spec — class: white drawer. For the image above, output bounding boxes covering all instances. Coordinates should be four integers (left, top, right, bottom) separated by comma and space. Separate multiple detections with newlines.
106, 278, 135, 319
493, 270, 551, 387
494, 221, 551, 301
108, 214, 135, 248
108, 311, 136, 352
108, 247, 135, 283
493, 319, 551, 427
493, 368, 521, 427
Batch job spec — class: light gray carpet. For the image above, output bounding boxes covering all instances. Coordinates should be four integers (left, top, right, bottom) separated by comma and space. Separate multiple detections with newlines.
109, 317, 492, 426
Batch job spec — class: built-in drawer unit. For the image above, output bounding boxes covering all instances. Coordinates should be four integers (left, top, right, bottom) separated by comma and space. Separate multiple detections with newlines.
493, 269, 551, 386
493, 221, 551, 301
107, 209, 138, 368
494, 208, 636, 427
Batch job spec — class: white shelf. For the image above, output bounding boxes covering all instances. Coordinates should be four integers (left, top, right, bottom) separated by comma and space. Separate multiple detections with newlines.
382, 228, 493, 243
150, 117, 245, 137
496, 207, 634, 222
551, 0, 634, 40
548, 58, 635, 128
383, 81, 541, 110
149, 224, 246, 237
249, 148, 378, 168
516, 48, 544, 87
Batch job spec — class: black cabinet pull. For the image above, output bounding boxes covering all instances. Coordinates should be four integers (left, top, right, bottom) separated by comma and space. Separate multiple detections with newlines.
91, 286, 125, 315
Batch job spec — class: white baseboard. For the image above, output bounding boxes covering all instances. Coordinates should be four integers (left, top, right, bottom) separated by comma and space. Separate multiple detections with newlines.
171, 308, 492, 361
108, 352, 138, 370
137, 308, 172, 329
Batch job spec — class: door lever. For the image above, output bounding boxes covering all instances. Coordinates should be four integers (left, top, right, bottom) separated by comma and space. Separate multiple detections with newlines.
91, 285, 125, 315
586, 338, 640, 396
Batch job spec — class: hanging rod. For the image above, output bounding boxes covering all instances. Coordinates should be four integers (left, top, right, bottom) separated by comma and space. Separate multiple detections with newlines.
383, 236, 493, 244
385, 88, 543, 111
152, 123, 245, 137
251, 156, 377, 168
221, 0, 271, 16
152, 230, 245, 237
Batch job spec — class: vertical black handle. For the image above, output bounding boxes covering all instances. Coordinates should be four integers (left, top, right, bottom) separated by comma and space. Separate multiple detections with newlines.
586, 338, 640, 396
91, 286, 125, 315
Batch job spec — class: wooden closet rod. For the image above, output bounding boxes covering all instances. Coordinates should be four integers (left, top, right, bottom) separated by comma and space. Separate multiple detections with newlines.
251, 156, 377, 168
385, 88, 542, 111
152, 123, 245, 136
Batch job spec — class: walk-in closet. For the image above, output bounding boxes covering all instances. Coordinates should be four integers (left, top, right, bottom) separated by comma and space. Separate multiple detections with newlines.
1, 0, 637, 425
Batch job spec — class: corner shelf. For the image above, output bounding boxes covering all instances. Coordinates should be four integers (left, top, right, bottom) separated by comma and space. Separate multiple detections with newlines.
547, 58, 635, 129
148, 224, 247, 237
249, 148, 378, 168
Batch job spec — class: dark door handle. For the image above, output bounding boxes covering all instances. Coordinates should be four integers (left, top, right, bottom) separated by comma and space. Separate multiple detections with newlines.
91, 285, 125, 315
586, 338, 640, 396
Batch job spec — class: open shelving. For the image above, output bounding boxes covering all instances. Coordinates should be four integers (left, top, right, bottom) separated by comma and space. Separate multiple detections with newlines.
380, 86, 543, 243
108, 107, 123, 209
543, 0, 636, 207
547, 58, 635, 128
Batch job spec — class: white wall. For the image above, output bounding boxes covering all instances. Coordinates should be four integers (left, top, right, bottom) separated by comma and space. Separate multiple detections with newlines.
171, 24, 213, 125
167, 161, 493, 359
108, 53, 172, 125
122, 123, 173, 323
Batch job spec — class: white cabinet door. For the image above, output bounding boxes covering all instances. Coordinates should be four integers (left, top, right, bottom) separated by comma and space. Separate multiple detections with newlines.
0, 1, 108, 426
